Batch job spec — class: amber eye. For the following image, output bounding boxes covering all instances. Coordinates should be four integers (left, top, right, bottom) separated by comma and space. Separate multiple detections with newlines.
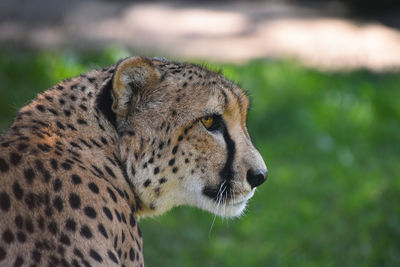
201, 116, 215, 130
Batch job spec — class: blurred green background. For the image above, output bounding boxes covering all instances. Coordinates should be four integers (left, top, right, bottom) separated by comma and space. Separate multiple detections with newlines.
0, 47, 399, 267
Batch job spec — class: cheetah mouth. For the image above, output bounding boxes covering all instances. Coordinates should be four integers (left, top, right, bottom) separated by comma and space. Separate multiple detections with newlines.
229, 200, 247, 206
227, 189, 256, 207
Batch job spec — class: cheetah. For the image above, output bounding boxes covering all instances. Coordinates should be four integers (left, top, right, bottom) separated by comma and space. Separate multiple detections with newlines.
0, 56, 267, 266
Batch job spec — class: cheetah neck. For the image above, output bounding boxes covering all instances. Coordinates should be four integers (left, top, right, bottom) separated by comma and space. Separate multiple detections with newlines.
4, 66, 143, 215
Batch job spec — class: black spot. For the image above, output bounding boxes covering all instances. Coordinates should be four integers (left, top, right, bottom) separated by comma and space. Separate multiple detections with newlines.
100, 137, 108, 145
79, 104, 87, 111
50, 159, 58, 170
53, 196, 63, 212
121, 213, 127, 224
138, 225, 142, 237
88, 182, 99, 194
56, 121, 65, 130
48, 221, 58, 235
77, 118, 87, 125
45, 205, 53, 217
107, 188, 117, 203
69, 142, 82, 150
48, 108, 59, 115
37, 143, 52, 152
69, 193, 81, 209
53, 178, 62, 192
0, 158, 9, 173
45, 95, 53, 102
129, 248, 135, 261
65, 218, 76, 232
80, 225, 92, 239
129, 214, 136, 227
36, 104, 45, 112
17, 143, 29, 151
143, 179, 151, 187
89, 249, 102, 262
31, 249, 41, 262
103, 207, 113, 221
67, 124, 77, 131
104, 165, 116, 179
61, 162, 72, 170
14, 256, 24, 266
60, 234, 71, 246
172, 145, 178, 154
98, 224, 108, 239
57, 245, 65, 256
0, 247, 5, 261
0, 142, 9, 148
113, 236, 118, 249
0, 192, 10, 211
159, 177, 168, 184
63, 110, 71, 117
73, 248, 83, 258
16, 232, 26, 243
114, 209, 121, 222
2, 229, 14, 243
12, 182, 24, 200
172, 167, 178, 173
108, 250, 119, 264
71, 174, 82, 185
91, 139, 101, 148
84, 206, 97, 219
37, 216, 45, 230
10, 152, 22, 166
92, 165, 104, 176
153, 167, 160, 175
158, 142, 164, 150
15, 215, 23, 229
168, 158, 175, 166
25, 218, 34, 233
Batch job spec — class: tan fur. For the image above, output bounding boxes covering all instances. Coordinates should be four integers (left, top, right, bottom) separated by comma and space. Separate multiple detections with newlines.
0, 56, 267, 266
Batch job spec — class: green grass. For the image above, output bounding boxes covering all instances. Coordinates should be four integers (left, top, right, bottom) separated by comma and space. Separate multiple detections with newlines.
1, 48, 399, 267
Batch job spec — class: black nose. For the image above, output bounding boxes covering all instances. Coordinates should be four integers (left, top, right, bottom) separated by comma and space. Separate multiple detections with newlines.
246, 169, 268, 188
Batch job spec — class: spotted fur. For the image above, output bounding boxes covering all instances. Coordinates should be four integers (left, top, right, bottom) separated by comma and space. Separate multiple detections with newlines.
0, 56, 267, 266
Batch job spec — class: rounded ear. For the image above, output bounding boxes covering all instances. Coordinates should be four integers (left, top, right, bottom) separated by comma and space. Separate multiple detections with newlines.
112, 56, 161, 117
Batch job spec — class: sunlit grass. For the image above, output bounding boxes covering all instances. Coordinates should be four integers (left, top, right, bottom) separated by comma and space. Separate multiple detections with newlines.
0, 48, 399, 266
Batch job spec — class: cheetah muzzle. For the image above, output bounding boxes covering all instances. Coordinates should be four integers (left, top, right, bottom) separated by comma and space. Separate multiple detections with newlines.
0, 56, 268, 266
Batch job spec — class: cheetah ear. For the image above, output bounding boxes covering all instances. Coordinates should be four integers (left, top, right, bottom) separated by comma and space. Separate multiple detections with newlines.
112, 56, 161, 117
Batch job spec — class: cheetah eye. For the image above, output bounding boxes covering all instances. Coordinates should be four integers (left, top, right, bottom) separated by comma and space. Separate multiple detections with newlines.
200, 115, 221, 131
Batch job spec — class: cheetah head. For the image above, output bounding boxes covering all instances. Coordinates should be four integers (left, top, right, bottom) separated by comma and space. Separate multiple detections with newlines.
110, 57, 267, 218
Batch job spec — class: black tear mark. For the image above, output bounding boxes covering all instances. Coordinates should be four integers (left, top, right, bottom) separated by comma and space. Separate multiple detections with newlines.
219, 121, 236, 181
202, 120, 236, 201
